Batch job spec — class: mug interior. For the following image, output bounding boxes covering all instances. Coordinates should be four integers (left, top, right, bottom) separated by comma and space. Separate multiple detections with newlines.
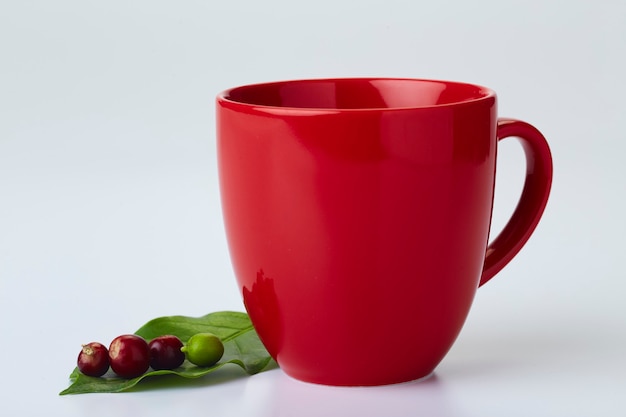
221, 78, 494, 110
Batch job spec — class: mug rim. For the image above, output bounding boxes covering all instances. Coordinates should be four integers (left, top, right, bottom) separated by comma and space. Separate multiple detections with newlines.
217, 77, 496, 113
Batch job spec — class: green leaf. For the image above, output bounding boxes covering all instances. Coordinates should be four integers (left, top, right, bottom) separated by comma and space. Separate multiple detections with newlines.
60, 311, 276, 395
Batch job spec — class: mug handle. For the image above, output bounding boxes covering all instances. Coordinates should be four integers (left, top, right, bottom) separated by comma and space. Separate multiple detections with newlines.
479, 118, 553, 286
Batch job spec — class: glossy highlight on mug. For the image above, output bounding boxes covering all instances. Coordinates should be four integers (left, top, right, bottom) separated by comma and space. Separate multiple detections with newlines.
217, 78, 552, 386
242, 270, 283, 358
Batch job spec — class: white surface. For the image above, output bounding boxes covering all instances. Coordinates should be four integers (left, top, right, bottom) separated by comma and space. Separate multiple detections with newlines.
1, 0, 625, 416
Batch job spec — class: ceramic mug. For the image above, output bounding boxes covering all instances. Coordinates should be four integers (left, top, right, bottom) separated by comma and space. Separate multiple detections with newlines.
216, 78, 552, 386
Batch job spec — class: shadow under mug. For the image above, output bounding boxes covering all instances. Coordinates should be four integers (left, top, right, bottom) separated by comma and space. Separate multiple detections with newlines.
216, 78, 553, 386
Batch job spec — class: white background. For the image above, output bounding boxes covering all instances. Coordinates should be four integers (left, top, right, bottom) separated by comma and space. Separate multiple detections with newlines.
1, 0, 624, 416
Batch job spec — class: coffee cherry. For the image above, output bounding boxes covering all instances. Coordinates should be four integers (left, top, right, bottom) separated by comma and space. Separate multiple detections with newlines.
109, 334, 150, 378
77, 342, 110, 377
181, 333, 224, 367
148, 335, 185, 370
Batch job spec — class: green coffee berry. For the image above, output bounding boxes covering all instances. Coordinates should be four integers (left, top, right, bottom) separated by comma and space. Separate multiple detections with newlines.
181, 333, 224, 367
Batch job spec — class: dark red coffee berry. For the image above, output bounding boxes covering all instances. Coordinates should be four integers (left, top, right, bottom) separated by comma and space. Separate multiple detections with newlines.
77, 342, 110, 377
108, 334, 150, 378
148, 335, 185, 370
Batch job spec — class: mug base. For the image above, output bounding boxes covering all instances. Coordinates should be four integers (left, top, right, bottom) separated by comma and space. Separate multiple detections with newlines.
280, 367, 437, 387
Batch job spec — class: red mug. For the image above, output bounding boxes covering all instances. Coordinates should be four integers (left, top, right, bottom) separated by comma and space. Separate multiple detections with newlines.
216, 78, 552, 386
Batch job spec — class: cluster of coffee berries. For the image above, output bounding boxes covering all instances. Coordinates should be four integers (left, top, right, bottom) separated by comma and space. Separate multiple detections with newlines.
77, 333, 224, 378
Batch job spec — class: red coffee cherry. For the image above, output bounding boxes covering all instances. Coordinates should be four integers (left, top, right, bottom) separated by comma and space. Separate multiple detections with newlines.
148, 335, 185, 370
108, 334, 150, 378
77, 342, 110, 377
